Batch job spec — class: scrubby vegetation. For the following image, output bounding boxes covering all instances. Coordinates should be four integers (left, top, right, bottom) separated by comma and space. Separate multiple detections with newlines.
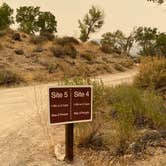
62, 57, 166, 164
114, 64, 125, 72
29, 35, 46, 44
101, 30, 134, 56
81, 51, 95, 61
62, 78, 166, 157
54, 36, 79, 46
50, 44, 77, 58
0, 69, 24, 86
134, 57, 166, 90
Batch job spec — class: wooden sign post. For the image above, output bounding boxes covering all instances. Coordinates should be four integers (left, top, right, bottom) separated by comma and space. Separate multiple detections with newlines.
65, 123, 74, 161
49, 86, 93, 162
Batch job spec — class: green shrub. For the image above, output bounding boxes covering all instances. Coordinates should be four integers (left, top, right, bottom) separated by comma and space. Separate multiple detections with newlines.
106, 85, 166, 154
81, 53, 94, 61
40, 31, 55, 41
134, 57, 166, 90
114, 64, 125, 72
30, 35, 46, 44
0, 69, 24, 86
64, 45, 77, 58
54, 36, 79, 46
51, 44, 77, 58
50, 45, 65, 58
107, 85, 166, 129
100, 44, 113, 54
60, 78, 166, 154
47, 63, 57, 73
120, 60, 134, 68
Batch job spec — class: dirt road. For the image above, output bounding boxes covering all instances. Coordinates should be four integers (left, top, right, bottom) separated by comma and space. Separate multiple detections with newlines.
0, 70, 138, 166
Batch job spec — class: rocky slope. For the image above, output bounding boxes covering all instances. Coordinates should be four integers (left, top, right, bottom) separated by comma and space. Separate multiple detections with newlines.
0, 29, 135, 85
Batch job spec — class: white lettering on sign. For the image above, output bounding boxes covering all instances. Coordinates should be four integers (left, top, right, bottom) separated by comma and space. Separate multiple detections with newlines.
51, 104, 69, 108
74, 103, 90, 106
51, 113, 69, 117
73, 111, 90, 115
49, 86, 92, 125
51, 91, 68, 99
51, 114, 59, 117
59, 113, 69, 116
74, 91, 90, 98
86, 91, 89, 97
64, 92, 68, 98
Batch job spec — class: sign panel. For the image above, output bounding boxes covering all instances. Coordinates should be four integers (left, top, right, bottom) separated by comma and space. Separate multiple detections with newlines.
49, 86, 92, 125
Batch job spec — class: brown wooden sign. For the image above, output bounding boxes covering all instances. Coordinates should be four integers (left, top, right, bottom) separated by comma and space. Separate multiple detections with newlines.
49, 86, 92, 125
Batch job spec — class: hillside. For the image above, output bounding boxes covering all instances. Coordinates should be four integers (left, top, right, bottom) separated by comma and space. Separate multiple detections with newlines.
0, 29, 135, 86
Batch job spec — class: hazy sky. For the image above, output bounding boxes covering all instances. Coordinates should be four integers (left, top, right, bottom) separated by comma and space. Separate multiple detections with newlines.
2, 0, 166, 38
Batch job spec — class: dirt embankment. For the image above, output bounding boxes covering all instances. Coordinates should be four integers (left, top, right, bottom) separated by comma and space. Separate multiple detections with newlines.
0, 29, 136, 85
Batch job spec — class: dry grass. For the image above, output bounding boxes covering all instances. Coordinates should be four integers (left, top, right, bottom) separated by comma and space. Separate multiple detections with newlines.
70, 81, 166, 158
54, 36, 79, 46
114, 64, 126, 72
103, 84, 166, 156
62, 78, 166, 153
134, 57, 166, 90
33, 86, 54, 148
71, 80, 166, 165
50, 44, 77, 58
13, 75, 165, 165
30, 35, 47, 45
100, 44, 113, 54
81, 52, 95, 61
120, 59, 134, 68
0, 69, 25, 86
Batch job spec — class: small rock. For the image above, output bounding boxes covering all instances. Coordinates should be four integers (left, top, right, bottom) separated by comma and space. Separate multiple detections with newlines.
25, 67, 35, 71
65, 59, 76, 65
25, 55, 31, 58
12, 33, 21, 41
31, 53, 38, 57
15, 49, 24, 55
54, 144, 65, 161
5, 44, 14, 49
33, 47, 43, 53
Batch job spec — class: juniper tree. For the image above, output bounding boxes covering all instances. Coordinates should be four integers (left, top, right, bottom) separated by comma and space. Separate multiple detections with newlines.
37, 11, 57, 35
78, 6, 104, 42
16, 6, 40, 34
0, 3, 14, 30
